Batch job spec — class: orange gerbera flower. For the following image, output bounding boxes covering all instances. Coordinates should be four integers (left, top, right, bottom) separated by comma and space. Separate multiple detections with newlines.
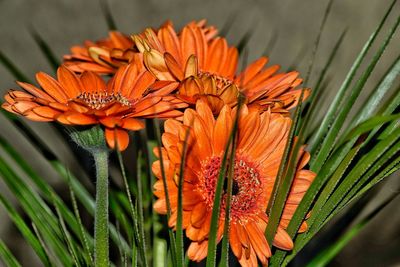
64, 20, 217, 75
2, 64, 185, 151
64, 31, 139, 74
152, 100, 315, 266
134, 21, 308, 114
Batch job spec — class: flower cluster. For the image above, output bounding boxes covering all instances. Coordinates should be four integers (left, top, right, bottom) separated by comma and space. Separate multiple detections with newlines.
2, 20, 315, 266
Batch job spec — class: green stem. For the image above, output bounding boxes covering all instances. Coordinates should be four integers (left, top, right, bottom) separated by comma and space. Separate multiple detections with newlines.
93, 149, 109, 267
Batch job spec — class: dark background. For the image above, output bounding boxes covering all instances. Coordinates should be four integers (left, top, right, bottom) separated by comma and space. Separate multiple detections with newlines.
0, 0, 399, 266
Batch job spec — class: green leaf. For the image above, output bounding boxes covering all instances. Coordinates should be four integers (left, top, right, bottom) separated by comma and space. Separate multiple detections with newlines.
302, 0, 334, 87
52, 161, 132, 256
308, 127, 400, 240
68, 182, 93, 265
310, 6, 399, 172
99, 0, 117, 30
338, 114, 400, 146
0, 156, 74, 266
270, 137, 365, 266
219, 105, 240, 267
0, 136, 94, 252
51, 192, 81, 266
176, 126, 191, 267
349, 56, 400, 127
0, 51, 30, 82
237, 25, 255, 55
116, 147, 147, 266
0, 239, 21, 267
306, 191, 399, 267
153, 120, 177, 266
343, 159, 400, 209
110, 193, 133, 242
135, 151, 149, 266
304, 29, 347, 141
206, 97, 243, 267
304, 140, 364, 231
30, 29, 60, 71
262, 30, 279, 57
338, 143, 400, 211
265, 90, 305, 245
308, 0, 397, 158
0, 195, 50, 266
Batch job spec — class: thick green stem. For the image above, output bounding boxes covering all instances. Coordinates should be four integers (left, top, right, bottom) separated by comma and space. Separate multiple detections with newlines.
93, 149, 109, 267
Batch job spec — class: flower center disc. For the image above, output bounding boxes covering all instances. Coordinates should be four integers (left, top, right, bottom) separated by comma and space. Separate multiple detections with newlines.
200, 156, 263, 221
76, 91, 130, 109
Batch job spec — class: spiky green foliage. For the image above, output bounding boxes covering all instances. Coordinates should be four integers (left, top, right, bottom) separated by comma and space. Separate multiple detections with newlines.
0, 0, 399, 266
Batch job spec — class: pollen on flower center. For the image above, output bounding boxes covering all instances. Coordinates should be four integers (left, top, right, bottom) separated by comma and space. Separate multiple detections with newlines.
200, 155, 263, 221
76, 91, 131, 109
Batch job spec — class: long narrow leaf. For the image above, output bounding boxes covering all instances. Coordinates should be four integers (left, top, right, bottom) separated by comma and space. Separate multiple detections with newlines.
311, 8, 399, 172
348, 56, 400, 128
0, 195, 50, 266
308, 0, 397, 156
206, 99, 242, 267
30, 29, 60, 71
306, 191, 399, 267
0, 51, 30, 82
0, 239, 21, 267
116, 147, 147, 266
308, 127, 400, 237
176, 126, 191, 267
153, 120, 177, 265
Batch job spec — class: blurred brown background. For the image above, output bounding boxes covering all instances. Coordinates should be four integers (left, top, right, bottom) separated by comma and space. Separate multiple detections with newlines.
0, 0, 399, 266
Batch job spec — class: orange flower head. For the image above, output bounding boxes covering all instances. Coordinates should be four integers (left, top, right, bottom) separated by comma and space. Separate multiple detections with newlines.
64, 31, 140, 75
134, 21, 309, 114
152, 100, 315, 266
2, 64, 186, 151
64, 20, 217, 75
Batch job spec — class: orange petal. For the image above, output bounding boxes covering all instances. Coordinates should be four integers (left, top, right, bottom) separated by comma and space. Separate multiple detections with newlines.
158, 24, 181, 63
23, 110, 54, 122
245, 222, 271, 263
36, 72, 68, 103
273, 227, 294, 250
184, 55, 198, 78
17, 81, 55, 102
236, 57, 268, 86
112, 63, 138, 96
12, 101, 39, 114
128, 71, 156, 99
80, 71, 107, 93
164, 52, 184, 81
179, 76, 202, 97
99, 116, 122, 128
143, 50, 175, 81
57, 66, 82, 98
66, 112, 96, 125
121, 118, 145, 131
229, 224, 243, 260
213, 105, 232, 154
221, 47, 238, 79
206, 37, 228, 74
187, 241, 208, 262
190, 202, 207, 228
105, 128, 130, 151
32, 106, 61, 119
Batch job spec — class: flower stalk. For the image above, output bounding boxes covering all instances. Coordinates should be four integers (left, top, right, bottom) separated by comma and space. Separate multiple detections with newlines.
93, 148, 109, 267
69, 126, 110, 266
